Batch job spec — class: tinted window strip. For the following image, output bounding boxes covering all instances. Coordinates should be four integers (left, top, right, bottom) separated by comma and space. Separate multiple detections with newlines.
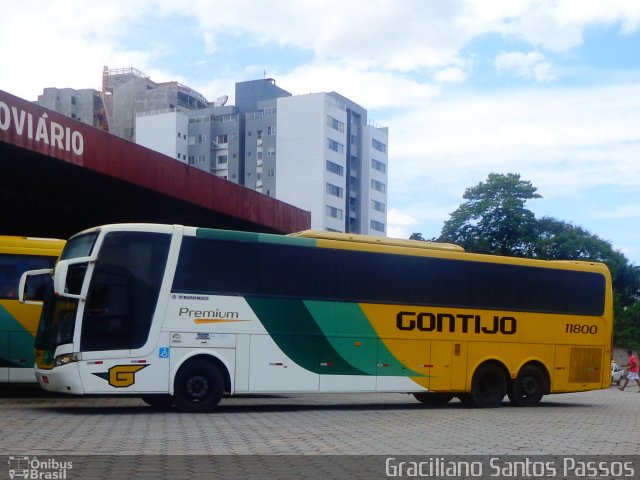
172, 237, 606, 316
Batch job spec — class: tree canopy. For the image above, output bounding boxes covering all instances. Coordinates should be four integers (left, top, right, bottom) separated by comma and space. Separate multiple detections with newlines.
439, 173, 540, 256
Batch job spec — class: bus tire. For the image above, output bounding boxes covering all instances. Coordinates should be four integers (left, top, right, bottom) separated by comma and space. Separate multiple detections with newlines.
173, 359, 224, 413
507, 364, 546, 407
413, 392, 454, 406
468, 362, 507, 408
141, 394, 174, 410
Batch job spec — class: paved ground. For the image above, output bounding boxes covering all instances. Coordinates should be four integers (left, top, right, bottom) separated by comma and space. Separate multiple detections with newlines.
0, 385, 639, 478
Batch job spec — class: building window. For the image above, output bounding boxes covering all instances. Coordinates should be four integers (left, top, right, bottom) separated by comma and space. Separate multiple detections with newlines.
327, 115, 344, 132
267, 168, 275, 178
326, 183, 343, 198
267, 147, 276, 157
327, 139, 344, 154
267, 125, 276, 135
370, 220, 385, 232
372, 139, 387, 153
326, 160, 344, 176
372, 158, 386, 174
217, 155, 228, 165
371, 179, 386, 193
216, 134, 228, 144
372, 200, 386, 212
326, 206, 343, 220
198, 154, 206, 164
257, 130, 263, 139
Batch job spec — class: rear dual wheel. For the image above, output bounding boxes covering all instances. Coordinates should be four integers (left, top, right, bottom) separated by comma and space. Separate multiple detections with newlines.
461, 363, 508, 408
507, 364, 546, 407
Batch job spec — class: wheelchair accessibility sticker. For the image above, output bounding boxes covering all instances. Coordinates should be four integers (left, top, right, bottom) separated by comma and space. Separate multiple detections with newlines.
159, 347, 170, 359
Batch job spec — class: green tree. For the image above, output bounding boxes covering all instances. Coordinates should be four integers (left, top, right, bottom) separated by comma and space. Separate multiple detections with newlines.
615, 302, 640, 351
438, 173, 541, 256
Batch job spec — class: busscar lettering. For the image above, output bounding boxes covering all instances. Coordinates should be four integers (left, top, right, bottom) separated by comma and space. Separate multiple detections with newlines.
397, 311, 517, 335
0, 101, 84, 155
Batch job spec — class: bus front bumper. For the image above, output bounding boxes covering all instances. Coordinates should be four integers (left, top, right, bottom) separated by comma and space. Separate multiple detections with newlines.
35, 363, 85, 394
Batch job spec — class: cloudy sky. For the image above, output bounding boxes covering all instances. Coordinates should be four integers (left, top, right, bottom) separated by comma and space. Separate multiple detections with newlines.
2, 0, 639, 263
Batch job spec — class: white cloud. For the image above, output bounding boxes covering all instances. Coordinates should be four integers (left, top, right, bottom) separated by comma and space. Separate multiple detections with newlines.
386, 82, 640, 206
463, 0, 640, 51
386, 209, 418, 240
433, 67, 469, 84
276, 63, 441, 110
495, 51, 555, 82
556, 0, 640, 33
3, 0, 640, 101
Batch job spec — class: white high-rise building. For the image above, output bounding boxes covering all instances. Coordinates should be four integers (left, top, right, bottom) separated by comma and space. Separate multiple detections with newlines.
136, 110, 189, 164
276, 92, 388, 235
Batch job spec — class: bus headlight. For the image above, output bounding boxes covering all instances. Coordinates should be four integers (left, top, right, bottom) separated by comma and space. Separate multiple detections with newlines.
54, 353, 81, 367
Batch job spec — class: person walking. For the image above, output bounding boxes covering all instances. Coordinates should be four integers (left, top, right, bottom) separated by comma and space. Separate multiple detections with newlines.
618, 350, 640, 392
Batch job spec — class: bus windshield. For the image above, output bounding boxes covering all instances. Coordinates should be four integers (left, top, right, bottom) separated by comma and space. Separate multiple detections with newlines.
35, 232, 98, 352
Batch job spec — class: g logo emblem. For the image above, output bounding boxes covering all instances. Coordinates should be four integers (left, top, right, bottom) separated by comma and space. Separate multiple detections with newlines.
109, 365, 148, 387
93, 364, 149, 388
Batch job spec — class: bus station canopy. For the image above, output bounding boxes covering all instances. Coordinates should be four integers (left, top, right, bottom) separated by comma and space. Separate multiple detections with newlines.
0, 89, 310, 239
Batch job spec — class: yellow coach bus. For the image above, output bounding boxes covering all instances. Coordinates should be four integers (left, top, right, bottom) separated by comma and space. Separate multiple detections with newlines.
23, 224, 612, 411
0, 235, 65, 382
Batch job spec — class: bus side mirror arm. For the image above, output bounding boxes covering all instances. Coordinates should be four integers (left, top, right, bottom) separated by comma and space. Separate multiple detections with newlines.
18, 269, 53, 305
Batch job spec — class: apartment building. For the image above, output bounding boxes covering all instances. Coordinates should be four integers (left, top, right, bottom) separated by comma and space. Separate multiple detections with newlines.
36, 70, 388, 235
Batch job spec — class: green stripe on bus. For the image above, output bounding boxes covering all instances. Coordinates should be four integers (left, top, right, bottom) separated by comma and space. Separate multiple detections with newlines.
245, 297, 369, 376
303, 301, 425, 377
195, 228, 317, 247
0, 305, 34, 368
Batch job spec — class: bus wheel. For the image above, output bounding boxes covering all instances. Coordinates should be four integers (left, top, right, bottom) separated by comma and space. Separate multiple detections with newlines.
413, 392, 454, 406
141, 394, 174, 410
173, 359, 224, 413
507, 364, 546, 407
468, 363, 507, 408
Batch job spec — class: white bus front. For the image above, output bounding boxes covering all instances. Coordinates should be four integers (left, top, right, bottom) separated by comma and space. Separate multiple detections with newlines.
33, 226, 173, 395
